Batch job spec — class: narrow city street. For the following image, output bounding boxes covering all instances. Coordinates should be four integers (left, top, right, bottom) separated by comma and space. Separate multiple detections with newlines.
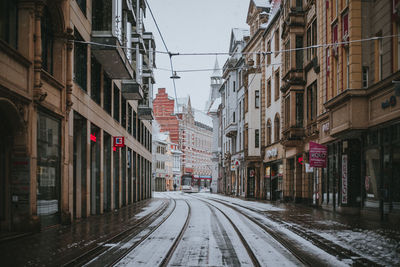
1, 191, 399, 266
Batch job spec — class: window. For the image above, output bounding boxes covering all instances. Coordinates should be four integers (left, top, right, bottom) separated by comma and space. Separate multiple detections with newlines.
379, 37, 383, 80
128, 104, 132, 134
255, 90, 260, 108
345, 47, 350, 89
267, 79, 271, 107
255, 129, 260, 148
121, 96, 127, 128
242, 99, 245, 119
233, 112, 236, 123
362, 66, 369, 88
0, 0, 18, 49
296, 93, 304, 127
284, 95, 290, 128
74, 30, 87, 91
296, 0, 302, 11
397, 23, 400, 70
41, 7, 54, 74
91, 54, 101, 105
233, 81, 236, 92
92, 0, 112, 31
267, 120, 272, 145
307, 19, 317, 61
275, 70, 280, 100
113, 85, 120, 122
239, 101, 242, 121
307, 82, 317, 122
284, 40, 290, 72
274, 29, 280, 56
274, 114, 280, 142
103, 73, 112, 114
295, 36, 303, 70
267, 40, 271, 65
76, 0, 86, 16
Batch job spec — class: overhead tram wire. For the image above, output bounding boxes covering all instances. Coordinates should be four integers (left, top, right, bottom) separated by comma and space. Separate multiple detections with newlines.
144, 0, 180, 113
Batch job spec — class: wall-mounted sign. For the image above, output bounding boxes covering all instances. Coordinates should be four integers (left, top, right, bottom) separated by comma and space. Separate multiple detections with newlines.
267, 148, 278, 158
322, 122, 330, 133
309, 142, 327, 168
342, 155, 348, 204
113, 136, 125, 147
381, 95, 396, 109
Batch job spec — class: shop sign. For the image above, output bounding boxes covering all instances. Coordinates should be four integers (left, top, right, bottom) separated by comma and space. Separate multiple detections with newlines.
342, 155, 348, 204
381, 95, 396, 109
231, 164, 236, 171
305, 163, 314, 173
113, 136, 125, 147
309, 142, 327, 168
267, 148, 278, 158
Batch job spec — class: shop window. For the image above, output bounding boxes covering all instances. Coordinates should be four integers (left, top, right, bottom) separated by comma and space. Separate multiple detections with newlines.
90, 124, 101, 214
103, 131, 111, 212
74, 29, 87, 91
113, 147, 120, 209
41, 7, 54, 75
37, 112, 61, 227
0, 0, 18, 49
73, 112, 87, 218
121, 147, 126, 206
365, 148, 381, 208
91, 54, 101, 105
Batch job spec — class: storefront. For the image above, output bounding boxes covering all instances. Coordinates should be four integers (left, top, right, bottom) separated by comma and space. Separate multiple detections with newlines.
363, 123, 400, 218
264, 161, 283, 201
37, 112, 61, 228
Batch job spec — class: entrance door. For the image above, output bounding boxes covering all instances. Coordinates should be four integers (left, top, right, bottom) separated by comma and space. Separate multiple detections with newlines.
247, 168, 255, 197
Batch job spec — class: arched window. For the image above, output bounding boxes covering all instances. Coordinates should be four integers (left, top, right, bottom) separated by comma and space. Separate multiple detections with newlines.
41, 7, 54, 74
267, 119, 272, 145
0, 0, 18, 48
274, 114, 280, 142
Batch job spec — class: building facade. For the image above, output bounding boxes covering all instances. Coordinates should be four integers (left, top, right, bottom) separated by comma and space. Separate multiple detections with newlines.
0, 0, 154, 233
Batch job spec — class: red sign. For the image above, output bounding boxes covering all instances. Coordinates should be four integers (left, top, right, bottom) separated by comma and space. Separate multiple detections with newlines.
309, 142, 327, 168
113, 136, 125, 147
90, 134, 97, 142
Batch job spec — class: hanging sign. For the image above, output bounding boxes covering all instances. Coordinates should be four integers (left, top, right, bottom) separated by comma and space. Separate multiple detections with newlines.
113, 136, 125, 147
309, 142, 328, 168
342, 155, 348, 204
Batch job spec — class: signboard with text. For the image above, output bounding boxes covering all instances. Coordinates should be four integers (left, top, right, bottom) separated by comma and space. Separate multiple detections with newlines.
309, 142, 327, 168
113, 136, 125, 147
342, 155, 348, 204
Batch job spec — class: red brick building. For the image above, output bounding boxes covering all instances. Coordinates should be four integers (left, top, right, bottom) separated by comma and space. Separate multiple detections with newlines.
153, 88, 179, 144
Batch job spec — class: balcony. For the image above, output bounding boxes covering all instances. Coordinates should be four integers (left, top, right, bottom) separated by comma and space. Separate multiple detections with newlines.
91, 1, 133, 79
281, 69, 306, 93
281, 127, 305, 147
138, 102, 153, 120
132, 32, 146, 55
121, 80, 143, 100
225, 122, 238, 138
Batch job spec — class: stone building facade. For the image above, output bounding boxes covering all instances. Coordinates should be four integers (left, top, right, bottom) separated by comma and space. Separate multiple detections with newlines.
0, 0, 154, 233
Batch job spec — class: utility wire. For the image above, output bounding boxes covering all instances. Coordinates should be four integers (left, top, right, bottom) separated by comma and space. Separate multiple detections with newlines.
143, 0, 180, 113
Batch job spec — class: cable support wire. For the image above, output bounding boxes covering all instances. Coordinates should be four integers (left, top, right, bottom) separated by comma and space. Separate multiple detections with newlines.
71, 34, 400, 57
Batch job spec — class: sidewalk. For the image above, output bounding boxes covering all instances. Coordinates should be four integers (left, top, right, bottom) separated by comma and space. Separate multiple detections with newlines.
0, 198, 161, 266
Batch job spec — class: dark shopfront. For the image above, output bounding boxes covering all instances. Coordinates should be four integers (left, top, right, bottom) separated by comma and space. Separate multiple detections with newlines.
264, 161, 283, 201
363, 123, 400, 219
322, 139, 362, 210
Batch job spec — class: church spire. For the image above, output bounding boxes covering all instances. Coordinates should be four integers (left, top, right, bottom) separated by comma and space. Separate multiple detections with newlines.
211, 57, 221, 78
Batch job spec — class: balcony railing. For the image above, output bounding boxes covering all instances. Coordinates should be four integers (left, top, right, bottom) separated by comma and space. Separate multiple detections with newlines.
121, 80, 143, 100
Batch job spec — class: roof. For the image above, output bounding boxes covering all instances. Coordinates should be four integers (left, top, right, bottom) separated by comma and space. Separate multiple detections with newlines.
253, 0, 271, 8
194, 109, 213, 128
208, 97, 221, 113
232, 28, 250, 42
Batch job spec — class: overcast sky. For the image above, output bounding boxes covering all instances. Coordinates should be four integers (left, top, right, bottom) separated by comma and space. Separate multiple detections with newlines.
144, 0, 249, 111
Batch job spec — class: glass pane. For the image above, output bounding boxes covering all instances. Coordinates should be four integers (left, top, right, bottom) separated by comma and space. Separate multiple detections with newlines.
365, 148, 380, 208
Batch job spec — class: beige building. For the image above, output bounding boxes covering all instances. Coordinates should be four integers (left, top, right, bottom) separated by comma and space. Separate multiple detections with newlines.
0, 0, 154, 233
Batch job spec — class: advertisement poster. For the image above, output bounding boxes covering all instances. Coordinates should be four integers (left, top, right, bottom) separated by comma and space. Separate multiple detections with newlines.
342, 154, 348, 204
309, 142, 328, 168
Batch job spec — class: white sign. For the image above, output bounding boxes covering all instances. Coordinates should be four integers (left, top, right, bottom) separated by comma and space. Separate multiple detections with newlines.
267, 148, 278, 158
305, 163, 314, 173
231, 165, 236, 171
342, 155, 348, 204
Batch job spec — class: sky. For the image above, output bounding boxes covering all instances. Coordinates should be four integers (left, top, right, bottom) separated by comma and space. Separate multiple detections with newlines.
144, 0, 250, 112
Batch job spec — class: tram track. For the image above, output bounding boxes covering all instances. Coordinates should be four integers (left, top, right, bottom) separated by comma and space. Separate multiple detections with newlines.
200, 195, 381, 266
188, 195, 261, 267
62, 198, 173, 267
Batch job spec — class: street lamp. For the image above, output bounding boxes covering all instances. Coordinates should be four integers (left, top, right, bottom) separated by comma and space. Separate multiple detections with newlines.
170, 71, 181, 79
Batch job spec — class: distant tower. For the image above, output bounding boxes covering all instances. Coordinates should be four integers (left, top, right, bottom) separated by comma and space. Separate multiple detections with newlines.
205, 57, 222, 111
